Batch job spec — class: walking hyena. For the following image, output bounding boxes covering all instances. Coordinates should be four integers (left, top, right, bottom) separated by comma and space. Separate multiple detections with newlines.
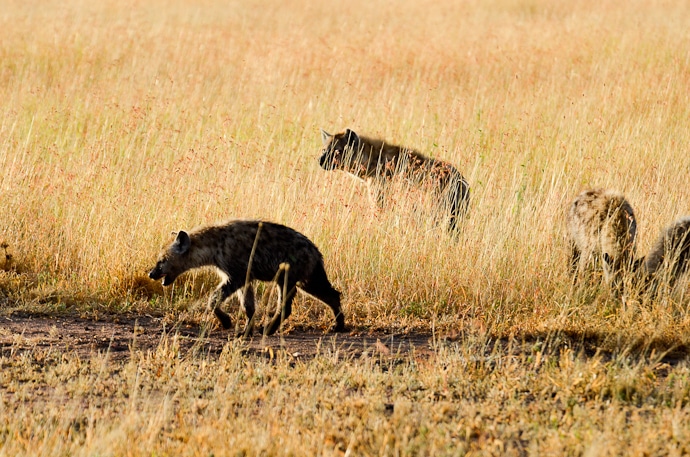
567, 188, 637, 288
148, 220, 346, 336
639, 216, 690, 295
319, 129, 470, 232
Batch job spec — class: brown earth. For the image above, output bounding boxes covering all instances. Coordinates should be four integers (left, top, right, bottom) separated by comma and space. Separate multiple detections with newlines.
0, 312, 436, 362
2, 312, 690, 366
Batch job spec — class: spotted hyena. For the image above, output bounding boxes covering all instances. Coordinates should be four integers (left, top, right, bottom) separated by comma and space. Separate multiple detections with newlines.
567, 188, 637, 288
319, 129, 470, 232
638, 216, 690, 295
148, 220, 346, 336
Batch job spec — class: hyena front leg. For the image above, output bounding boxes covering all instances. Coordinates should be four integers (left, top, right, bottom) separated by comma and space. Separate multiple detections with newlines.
236, 286, 256, 338
569, 243, 581, 285
367, 179, 388, 211
208, 280, 241, 330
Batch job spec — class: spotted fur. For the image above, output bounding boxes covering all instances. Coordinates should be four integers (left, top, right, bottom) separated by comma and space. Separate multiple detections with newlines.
149, 220, 346, 336
319, 129, 470, 232
640, 216, 690, 295
567, 188, 637, 288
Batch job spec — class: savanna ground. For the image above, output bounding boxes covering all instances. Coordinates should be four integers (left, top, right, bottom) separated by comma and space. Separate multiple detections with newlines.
1, 0, 690, 454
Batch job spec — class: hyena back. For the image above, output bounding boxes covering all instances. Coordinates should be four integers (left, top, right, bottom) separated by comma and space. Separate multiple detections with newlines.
640, 216, 690, 295
148, 220, 346, 336
567, 188, 637, 287
319, 129, 470, 232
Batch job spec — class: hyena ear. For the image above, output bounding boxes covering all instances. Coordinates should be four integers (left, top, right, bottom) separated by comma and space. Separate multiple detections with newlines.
344, 129, 360, 146
320, 129, 332, 146
172, 231, 191, 255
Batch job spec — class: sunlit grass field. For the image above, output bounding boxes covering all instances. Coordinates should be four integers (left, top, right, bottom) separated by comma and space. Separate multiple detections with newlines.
2, 0, 690, 454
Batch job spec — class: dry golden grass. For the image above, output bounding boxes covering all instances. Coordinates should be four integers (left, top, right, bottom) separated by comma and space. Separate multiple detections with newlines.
2, 0, 690, 453
2, 333, 690, 456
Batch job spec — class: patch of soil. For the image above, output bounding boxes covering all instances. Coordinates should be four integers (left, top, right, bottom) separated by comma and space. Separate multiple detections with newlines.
3, 312, 689, 367
0, 313, 435, 361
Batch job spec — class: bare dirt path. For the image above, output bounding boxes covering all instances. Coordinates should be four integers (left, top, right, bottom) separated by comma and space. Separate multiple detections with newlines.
0, 313, 435, 361
3, 311, 690, 367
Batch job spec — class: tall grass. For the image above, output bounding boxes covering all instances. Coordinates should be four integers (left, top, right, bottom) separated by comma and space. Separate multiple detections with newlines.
3, 0, 690, 454
1, 0, 690, 339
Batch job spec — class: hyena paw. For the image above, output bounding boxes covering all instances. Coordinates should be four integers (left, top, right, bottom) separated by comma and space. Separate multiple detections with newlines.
262, 324, 279, 336
235, 326, 254, 339
213, 309, 232, 330
330, 323, 348, 333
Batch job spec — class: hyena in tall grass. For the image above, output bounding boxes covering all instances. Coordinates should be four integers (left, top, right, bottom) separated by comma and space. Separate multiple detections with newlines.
319, 129, 470, 232
148, 220, 346, 336
638, 216, 690, 296
567, 188, 637, 289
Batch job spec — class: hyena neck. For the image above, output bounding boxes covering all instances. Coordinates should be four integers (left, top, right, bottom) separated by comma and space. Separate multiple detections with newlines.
344, 136, 378, 178
357, 137, 397, 178
375, 146, 426, 179
184, 233, 219, 270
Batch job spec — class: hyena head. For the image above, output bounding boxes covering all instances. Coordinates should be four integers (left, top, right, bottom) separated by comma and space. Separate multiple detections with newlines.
148, 231, 192, 286
319, 129, 363, 172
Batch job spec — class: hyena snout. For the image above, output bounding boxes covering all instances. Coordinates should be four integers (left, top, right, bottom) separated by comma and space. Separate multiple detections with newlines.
148, 266, 162, 281
149, 231, 191, 287
319, 152, 337, 170
148, 260, 178, 286
318, 153, 328, 169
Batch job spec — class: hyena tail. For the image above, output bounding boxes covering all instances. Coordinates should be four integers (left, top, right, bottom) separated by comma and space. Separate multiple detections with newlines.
301, 261, 346, 332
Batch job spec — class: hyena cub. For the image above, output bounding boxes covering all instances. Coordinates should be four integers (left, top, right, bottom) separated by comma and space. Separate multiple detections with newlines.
148, 220, 346, 336
319, 129, 470, 232
639, 216, 690, 295
567, 188, 637, 288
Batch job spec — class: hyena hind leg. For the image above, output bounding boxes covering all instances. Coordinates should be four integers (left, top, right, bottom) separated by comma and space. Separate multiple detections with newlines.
263, 274, 298, 336
300, 263, 347, 333
236, 286, 256, 338
447, 195, 466, 233
443, 181, 470, 233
